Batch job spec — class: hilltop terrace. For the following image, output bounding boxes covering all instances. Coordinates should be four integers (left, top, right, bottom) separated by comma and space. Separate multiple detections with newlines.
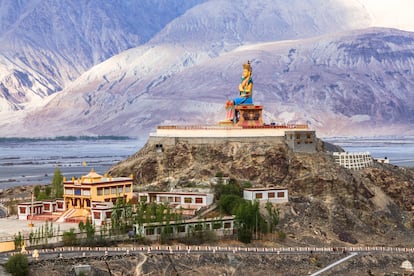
150, 124, 309, 138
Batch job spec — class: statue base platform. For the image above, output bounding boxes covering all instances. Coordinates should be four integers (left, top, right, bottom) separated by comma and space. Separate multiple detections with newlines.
218, 119, 235, 126
219, 104, 263, 127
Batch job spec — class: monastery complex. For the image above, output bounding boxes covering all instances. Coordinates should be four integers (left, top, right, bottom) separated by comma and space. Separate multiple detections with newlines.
14, 61, 376, 238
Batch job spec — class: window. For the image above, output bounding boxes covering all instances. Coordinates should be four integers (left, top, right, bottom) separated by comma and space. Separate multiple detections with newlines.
104, 188, 110, 195
195, 197, 203, 204
140, 195, 147, 202
277, 191, 285, 198
82, 189, 91, 196
175, 197, 181, 203
168, 197, 174, 202
255, 193, 262, 199
224, 222, 232, 229
19, 207, 26, 214
184, 197, 192, 203
44, 204, 50, 211
74, 189, 81, 196
111, 187, 116, 194
177, 225, 186, 233
125, 185, 131, 192
195, 224, 203, 231
268, 192, 275, 198
305, 133, 313, 144
146, 228, 155, 236
65, 188, 73, 195
93, 212, 101, 219
97, 188, 103, 196
57, 202, 63, 208
106, 211, 112, 218
118, 186, 123, 194
212, 222, 222, 229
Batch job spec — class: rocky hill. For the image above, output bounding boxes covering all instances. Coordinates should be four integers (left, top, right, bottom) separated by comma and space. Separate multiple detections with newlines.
108, 137, 414, 247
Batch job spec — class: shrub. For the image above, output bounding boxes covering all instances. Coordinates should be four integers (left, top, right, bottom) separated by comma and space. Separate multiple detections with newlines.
277, 231, 286, 241
218, 194, 243, 215
62, 228, 77, 246
5, 253, 29, 276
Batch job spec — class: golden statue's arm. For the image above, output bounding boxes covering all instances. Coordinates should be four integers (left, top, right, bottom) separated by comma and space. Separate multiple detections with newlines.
239, 78, 252, 96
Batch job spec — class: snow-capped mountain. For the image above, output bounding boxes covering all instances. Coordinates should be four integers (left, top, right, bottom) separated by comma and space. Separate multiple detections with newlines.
0, 0, 203, 111
0, 0, 413, 138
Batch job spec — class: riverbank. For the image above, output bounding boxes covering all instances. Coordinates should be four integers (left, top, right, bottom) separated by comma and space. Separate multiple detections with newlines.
0, 138, 142, 188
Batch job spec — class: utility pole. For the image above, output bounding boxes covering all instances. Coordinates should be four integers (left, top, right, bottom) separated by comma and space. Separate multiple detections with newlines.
256, 209, 258, 240
29, 191, 34, 227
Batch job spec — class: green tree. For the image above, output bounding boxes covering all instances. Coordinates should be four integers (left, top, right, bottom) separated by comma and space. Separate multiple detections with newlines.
62, 228, 77, 246
265, 201, 280, 233
33, 186, 41, 199
84, 219, 95, 244
52, 168, 64, 198
111, 198, 125, 233
13, 232, 24, 250
214, 179, 242, 200
134, 202, 146, 227
218, 194, 243, 215
235, 200, 267, 243
45, 186, 52, 198
78, 221, 85, 232
5, 254, 29, 276
156, 204, 165, 223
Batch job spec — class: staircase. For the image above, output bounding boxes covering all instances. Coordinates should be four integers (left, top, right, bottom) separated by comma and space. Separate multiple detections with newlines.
56, 208, 76, 222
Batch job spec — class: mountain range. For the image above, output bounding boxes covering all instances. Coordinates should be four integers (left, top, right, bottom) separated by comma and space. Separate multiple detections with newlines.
0, 0, 413, 138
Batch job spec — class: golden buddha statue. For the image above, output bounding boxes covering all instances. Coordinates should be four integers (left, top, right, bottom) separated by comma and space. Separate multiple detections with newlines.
225, 61, 254, 120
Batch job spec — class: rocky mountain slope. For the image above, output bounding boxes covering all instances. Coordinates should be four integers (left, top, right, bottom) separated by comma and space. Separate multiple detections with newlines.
0, 0, 203, 112
4, 28, 414, 137
108, 138, 414, 247
3, 0, 414, 138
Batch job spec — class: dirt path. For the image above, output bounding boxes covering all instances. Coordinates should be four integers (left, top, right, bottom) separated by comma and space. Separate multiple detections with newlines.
134, 253, 147, 276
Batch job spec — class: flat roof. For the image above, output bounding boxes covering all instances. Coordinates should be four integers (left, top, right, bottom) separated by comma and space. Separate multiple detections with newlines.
137, 191, 212, 196
151, 124, 310, 138
244, 187, 287, 191
63, 177, 133, 185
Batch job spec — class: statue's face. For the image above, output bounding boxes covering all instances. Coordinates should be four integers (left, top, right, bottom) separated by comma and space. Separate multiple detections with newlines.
242, 68, 250, 78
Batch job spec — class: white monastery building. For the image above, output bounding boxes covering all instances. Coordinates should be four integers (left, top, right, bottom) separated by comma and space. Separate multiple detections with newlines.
243, 187, 289, 203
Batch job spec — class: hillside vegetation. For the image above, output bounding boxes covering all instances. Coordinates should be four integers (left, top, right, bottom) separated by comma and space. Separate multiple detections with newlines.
108, 138, 414, 247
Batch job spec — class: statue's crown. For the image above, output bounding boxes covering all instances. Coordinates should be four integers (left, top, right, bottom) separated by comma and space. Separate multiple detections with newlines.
243, 60, 252, 72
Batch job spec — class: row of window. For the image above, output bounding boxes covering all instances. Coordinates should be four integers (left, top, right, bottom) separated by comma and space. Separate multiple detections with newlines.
255, 191, 286, 199
93, 211, 112, 220
64, 185, 131, 197
144, 221, 233, 236
65, 188, 90, 196
140, 195, 205, 204
96, 185, 131, 196
288, 133, 314, 140
19, 206, 42, 214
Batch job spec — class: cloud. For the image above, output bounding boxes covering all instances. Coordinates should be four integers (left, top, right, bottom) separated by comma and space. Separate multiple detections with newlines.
358, 0, 414, 31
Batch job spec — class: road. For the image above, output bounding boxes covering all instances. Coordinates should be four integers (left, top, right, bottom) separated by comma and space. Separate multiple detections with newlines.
2, 245, 413, 262
1, 245, 413, 275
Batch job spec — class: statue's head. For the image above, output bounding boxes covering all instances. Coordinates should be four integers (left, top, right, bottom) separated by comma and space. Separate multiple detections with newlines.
242, 60, 252, 77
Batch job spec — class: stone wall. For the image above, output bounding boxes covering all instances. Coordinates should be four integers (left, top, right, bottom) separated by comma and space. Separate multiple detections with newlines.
148, 136, 285, 147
